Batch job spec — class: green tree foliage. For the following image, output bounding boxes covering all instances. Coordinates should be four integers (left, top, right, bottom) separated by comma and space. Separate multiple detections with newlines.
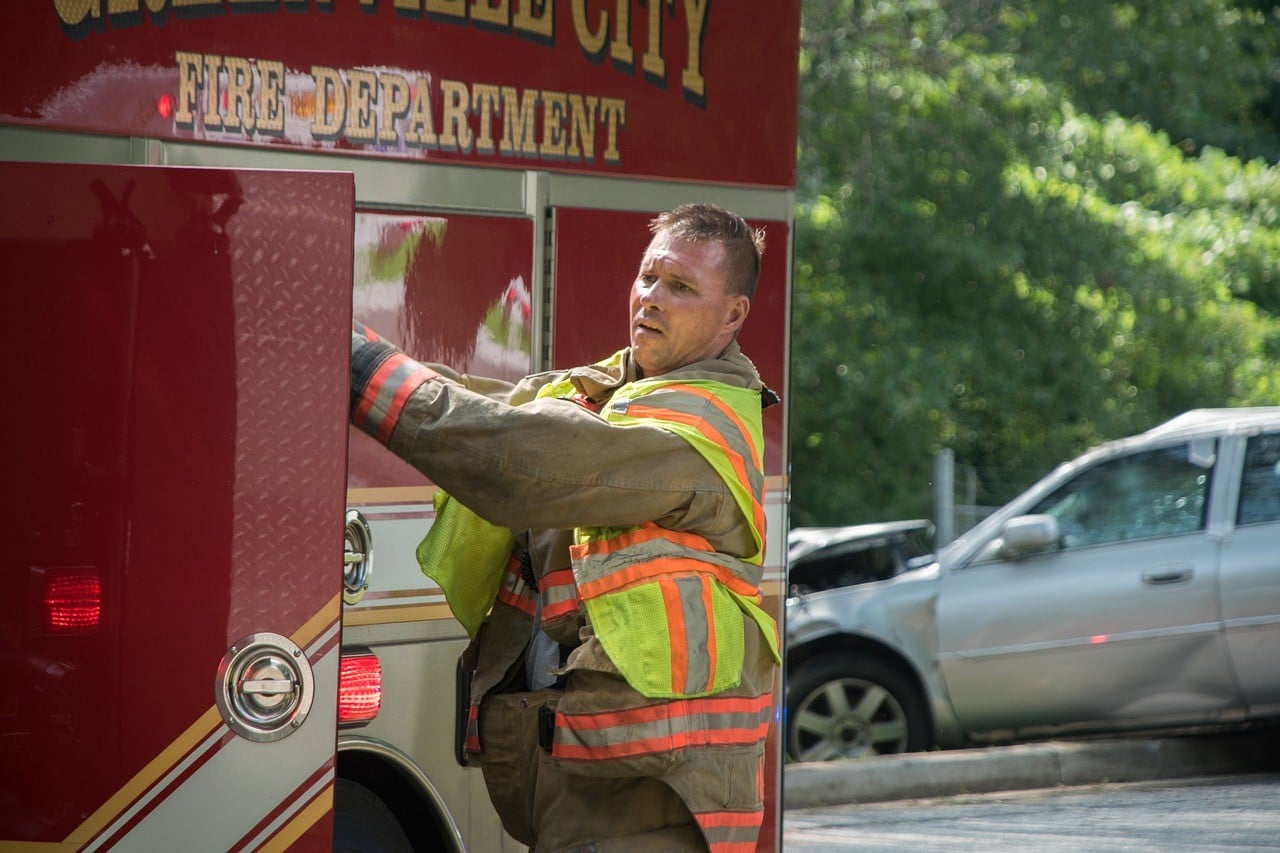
1003, 2, 1280, 159
791, 0, 1280, 527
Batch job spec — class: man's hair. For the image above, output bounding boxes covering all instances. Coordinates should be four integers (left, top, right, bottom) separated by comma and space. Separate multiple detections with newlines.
650, 203, 766, 298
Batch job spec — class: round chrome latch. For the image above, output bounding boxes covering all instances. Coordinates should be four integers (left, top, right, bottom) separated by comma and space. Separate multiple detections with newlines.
215, 632, 314, 743
343, 509, 373, 605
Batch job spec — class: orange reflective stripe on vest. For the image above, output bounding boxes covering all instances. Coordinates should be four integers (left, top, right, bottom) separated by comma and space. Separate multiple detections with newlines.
570, 522, 763, 599
551, 691, 773, 761
612, 383, 766, 561
570, 523, 761, 695
661, 573, 716, 694
564, 371, 775, 698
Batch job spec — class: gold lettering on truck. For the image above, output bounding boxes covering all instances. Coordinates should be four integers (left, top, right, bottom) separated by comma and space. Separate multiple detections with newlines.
472, 83, 502, 155
379, 73, 413, 145
500, 86, 539, 158
174, 50, 201, 128
680, 0, 709, 100
55, 0, 713, 106
405, 78, 441, 147
170, 52, 626, 165
257, 60, 286, 135
311, 65, 347, 139
54, 0, 94, 25
223, 55, 255, 132
201, 53, 224, 130
439, 79, 474, 153
471, 0, 507, 28
513, 0, 552, 40
346, 68, 379, 143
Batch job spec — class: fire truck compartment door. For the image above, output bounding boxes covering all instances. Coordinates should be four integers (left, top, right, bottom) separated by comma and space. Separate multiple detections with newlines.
3, 161, 354, 851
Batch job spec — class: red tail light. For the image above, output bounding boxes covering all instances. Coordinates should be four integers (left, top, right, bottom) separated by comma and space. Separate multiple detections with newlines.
339, 652, 382, 724
44, 571, 102, 631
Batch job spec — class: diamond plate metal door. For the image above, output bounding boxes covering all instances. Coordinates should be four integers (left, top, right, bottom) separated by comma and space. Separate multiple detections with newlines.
3, 161, 354, 850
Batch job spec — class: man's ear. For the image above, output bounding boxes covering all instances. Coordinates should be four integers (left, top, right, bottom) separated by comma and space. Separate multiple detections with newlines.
724, 294, 750, 335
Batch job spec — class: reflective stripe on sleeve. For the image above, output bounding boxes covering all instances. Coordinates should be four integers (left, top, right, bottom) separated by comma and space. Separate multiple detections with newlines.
352, 350, 439, 444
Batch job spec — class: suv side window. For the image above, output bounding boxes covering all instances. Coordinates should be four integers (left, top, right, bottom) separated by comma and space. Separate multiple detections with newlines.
1031, 443, 1213, 548
1237, 432, 1280, 525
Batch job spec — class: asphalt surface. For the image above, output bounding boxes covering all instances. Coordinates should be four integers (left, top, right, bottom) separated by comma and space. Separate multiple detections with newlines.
784, 776, 1280, 851
783, 728, 1280, 810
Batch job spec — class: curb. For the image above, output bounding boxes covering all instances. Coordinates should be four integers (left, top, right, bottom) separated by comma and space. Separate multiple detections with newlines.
783, 729, 1280, 810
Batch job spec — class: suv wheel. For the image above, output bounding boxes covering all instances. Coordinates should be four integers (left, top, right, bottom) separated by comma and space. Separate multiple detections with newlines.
786, 654, 929, 762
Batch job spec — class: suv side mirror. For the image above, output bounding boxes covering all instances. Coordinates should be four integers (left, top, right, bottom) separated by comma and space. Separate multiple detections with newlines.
999, 514, 1061, 560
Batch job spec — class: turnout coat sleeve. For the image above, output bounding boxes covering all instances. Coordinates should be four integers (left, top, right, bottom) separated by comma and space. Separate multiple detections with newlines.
382, 345, 764, 561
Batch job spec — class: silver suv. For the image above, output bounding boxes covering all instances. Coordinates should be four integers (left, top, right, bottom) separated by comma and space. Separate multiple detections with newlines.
785, 408, 1280, 762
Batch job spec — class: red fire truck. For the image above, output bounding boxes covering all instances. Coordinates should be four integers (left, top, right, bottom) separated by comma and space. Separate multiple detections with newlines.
2, 2, 799, 850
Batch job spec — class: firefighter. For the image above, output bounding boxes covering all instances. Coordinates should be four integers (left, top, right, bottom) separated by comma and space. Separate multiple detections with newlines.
349, 203, 780, 852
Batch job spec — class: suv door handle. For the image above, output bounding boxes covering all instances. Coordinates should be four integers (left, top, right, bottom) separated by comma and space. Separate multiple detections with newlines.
1142, 567, 1193, 585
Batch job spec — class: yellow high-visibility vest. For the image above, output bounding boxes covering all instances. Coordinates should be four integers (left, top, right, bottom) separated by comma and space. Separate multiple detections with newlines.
419, 360, 780, 698
567, 378, 779, 698
417, 488, 515, 638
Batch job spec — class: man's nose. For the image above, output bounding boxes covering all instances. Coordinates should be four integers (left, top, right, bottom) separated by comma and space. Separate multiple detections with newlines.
638, 280, 662, 307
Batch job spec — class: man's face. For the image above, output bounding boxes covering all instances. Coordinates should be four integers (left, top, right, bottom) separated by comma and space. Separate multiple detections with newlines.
629, 232, 750, 376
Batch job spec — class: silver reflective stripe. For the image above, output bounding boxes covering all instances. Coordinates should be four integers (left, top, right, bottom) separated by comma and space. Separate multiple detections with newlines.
365, 355, 426, 432
573, 535, 761, 590
628, 387, 764, 499
552, 693, 774, 758
500, 561, 529, 596
674, 575, 711, 693
541, 578, 578, 609
696, 812, 765, 850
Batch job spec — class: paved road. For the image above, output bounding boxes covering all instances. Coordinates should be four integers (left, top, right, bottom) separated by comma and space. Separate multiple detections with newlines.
784, 729, 1280, 810
784, 774, 1280, 851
